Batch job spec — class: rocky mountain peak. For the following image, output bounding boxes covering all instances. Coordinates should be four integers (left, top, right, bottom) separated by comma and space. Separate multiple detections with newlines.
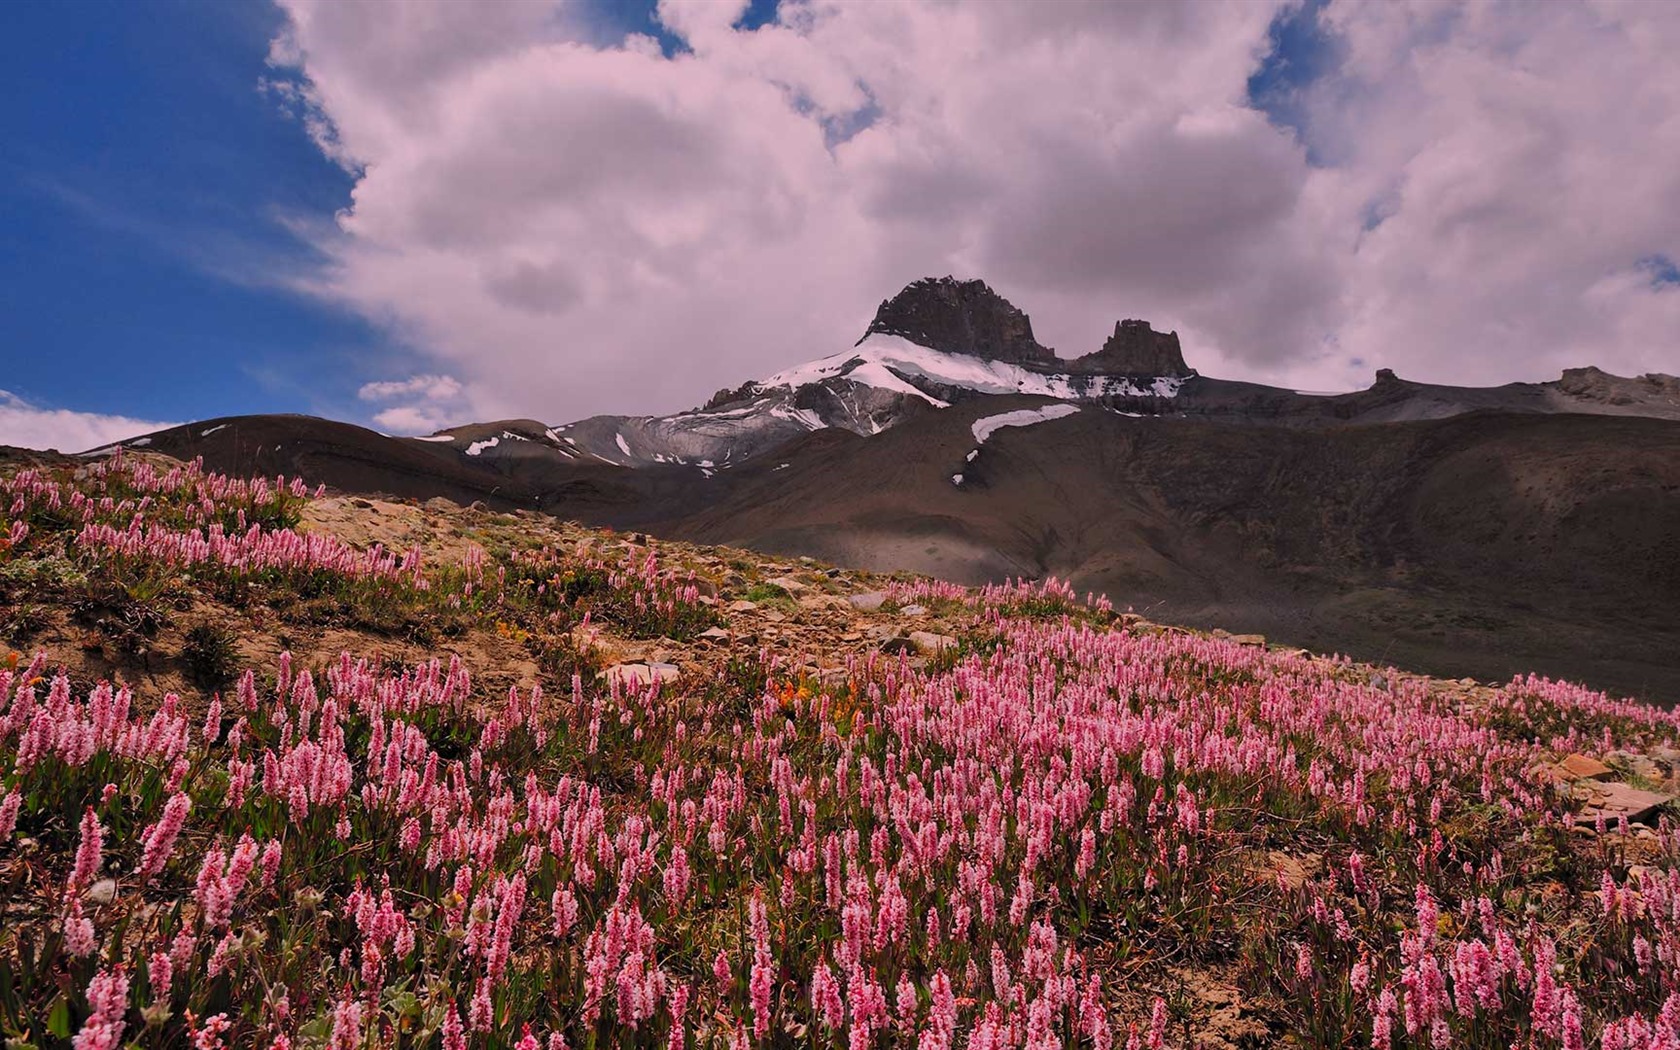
859, 276, 1055, 365
1071, 319, 1192, 376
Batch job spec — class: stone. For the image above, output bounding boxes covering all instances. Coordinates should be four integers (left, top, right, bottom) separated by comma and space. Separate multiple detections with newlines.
849, 591, 888, 612
1557, 754, 1614, 781
727, 600, 758, 613
909, 631, 958, 653
84, 878, 117, 905
900, 604, 928, 616
1230, 634, 1267, 648
602, 662, 681, 688
699, 627, 731, 641
765, 576, 808, 594
880, 637, 917, 655
1575, 781, 1674, 826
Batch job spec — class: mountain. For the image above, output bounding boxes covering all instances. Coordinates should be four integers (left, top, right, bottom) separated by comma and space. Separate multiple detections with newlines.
62, 275, 1680, 702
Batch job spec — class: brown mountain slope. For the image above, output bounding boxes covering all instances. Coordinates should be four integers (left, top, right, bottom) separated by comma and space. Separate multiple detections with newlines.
91, 404, 1680, 703
637, 403, 1680, 702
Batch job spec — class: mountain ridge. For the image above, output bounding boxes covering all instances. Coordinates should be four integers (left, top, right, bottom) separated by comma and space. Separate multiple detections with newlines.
27, 275, 1680, 701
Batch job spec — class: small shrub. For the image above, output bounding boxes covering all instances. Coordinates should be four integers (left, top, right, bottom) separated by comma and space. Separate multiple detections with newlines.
182, 621, 240, 691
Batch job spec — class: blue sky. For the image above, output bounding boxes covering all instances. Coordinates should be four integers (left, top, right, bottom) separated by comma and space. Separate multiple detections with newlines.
0, 0, 779, 445
0, 0, 380, 432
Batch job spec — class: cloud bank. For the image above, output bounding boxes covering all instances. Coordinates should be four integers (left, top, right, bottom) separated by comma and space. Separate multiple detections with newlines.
0, 390, 177, 454
267, 0, 1680, 424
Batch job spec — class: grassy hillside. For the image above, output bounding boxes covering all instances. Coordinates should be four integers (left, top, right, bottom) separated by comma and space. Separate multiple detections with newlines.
0, 451, 1676, 1048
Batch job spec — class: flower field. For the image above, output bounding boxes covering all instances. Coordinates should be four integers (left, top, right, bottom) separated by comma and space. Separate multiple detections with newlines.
1, 453, 1677, 1048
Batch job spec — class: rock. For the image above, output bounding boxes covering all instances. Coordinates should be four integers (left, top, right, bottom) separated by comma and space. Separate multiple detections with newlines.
1069, 319, 1193, 376
602, 663, 681, 688
909, 631, 958, 654
84, 878, 117, 905
900, 604, 928, 616
765, 576, 808, 594
1575, 781, 1675, 826
1249, 850, 1323, 891
1369, 672, 1389, 690
1609, 751, 1667, 781
849, 591, 889, 612
698, 627, 731, 641
728, 600, 758, 613
862, 276, 1054, 365
1557, 753, 1614, 781
1230, 634, 1267, 647
880, 637, 917, 655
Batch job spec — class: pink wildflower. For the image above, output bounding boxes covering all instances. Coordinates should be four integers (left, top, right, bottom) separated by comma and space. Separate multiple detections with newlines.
70, 806, 104, 892
138, 792, 191, 881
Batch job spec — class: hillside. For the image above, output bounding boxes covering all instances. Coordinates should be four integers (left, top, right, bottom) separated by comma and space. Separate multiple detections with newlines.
76, 278, 1680, 705
1, 451, 1678, 1048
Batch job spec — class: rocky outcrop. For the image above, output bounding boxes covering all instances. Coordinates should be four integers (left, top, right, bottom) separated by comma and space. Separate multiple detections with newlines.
1071, 320, 1192, 376
1559, 366, 1680, 406
860, 277, 1054, 365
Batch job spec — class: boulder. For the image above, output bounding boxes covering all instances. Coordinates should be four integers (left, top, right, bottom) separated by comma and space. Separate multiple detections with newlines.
848, 591, 888, 612
1575, 781, 1674, 826
1557, 754, 1614, 781
909, 631, 958, 654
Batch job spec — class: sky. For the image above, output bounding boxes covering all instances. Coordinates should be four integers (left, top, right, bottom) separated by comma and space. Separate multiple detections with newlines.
2, 0, 1677, 450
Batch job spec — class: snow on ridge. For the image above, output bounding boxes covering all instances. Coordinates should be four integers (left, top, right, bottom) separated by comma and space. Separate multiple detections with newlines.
615, 432, 632, 456
201, 424, 228, 438
464, 436, 500, 456
768, 405, 826, 431
414, 434, 456, 443
971, 403, 1081, 444
759, 334, 1185, 403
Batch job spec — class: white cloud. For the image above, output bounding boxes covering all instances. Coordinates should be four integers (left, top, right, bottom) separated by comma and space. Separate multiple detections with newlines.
0, 390, 176, 454
355, 372, 469, 434
265, 0, 1680, 422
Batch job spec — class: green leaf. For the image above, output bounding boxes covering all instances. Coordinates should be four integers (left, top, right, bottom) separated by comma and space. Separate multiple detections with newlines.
45, 998, 68, 1039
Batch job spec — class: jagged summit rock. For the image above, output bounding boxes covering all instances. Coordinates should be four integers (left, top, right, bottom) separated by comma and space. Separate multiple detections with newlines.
859, 276, 1055, 365
1071, 319, 1193, 376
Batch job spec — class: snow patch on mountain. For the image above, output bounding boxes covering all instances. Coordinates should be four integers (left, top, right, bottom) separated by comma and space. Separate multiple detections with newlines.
972, 404, 1082, 444
761, 335, 1185, 401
